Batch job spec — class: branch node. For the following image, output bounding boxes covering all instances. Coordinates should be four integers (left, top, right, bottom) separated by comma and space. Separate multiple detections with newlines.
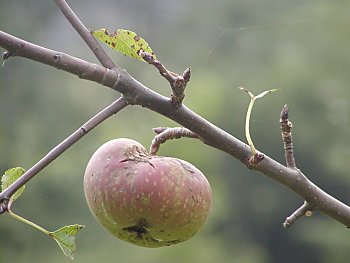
280, 104, 297, 169
80, 126, 88, 134
53, 52, 62, 64
2, 50, 12, 60
170, 75, 186, 106
182, 67, 191, 83
283, 201, 315, 228
140, 50, 189, 107
246, 152, 265, 168
305, 210, 313, 217
2, 51, 13, 67
0, 198, 10, 215
150, 127, 200, 155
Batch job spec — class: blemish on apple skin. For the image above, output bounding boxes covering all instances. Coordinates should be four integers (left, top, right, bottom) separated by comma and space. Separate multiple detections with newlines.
123, 218, 150, 237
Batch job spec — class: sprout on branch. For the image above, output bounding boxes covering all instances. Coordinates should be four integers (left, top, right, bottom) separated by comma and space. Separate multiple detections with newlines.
239, 87, 278, 167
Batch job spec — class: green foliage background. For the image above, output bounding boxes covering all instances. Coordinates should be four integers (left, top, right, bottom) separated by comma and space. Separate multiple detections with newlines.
1, 0, 350, 262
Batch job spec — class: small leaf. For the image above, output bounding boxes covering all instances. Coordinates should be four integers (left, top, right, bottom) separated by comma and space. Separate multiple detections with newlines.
239, 87, 254, 98
92, 28, 156, 62
1, 167, 26, 202
49, 224, 85, 260
255, 89, 278, 99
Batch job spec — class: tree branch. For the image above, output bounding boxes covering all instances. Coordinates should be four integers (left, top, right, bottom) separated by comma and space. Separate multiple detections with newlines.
54, 0, 116, 69
0, 97, 128, 212
140, 50, 190, 106
280, 104, 297, 169
283, 201, 315, 228
1, 27, 350, 227
280, 105, 312, 227
150, 127, 200, 155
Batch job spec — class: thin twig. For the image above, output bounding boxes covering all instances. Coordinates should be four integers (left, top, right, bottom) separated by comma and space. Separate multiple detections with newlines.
0, 97, 128, 211
140, 51, 176, 83
283, 201, 315, 228
150, 127, 200, 155
140, 50, 190, 106
54, 0, 116, 69
280, 106, 314, 227
280, 104, 296, 169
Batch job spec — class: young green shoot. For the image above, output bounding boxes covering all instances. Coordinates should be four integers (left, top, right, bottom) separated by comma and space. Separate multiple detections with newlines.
239, 87, 278, 156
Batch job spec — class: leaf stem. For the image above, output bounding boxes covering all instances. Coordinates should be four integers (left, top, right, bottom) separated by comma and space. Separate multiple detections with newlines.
8, 210, 50, 235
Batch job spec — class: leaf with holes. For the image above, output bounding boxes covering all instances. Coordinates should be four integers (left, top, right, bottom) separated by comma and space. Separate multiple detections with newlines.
1, 167, 26, 203
49, 224, 85, 260
92, 28, 156, 62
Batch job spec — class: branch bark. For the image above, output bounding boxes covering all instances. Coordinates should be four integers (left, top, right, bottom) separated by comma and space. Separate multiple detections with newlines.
1, 7, 350, 227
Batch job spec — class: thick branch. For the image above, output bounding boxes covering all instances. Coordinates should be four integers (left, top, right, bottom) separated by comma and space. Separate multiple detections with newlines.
0, 31, 119, 88
0, 97, 128, 210
1, 31, 350, 227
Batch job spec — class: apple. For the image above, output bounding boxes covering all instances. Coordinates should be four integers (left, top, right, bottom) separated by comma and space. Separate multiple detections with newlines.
83, 138, 212, 247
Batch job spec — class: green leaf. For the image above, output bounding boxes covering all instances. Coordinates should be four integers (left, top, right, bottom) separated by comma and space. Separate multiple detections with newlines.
49, 224, 85, 260
1, 167, 26, 202
92, 28, 156, 62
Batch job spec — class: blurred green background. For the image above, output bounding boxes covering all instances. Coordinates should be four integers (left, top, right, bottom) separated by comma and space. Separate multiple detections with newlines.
1, 0, 350, 262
